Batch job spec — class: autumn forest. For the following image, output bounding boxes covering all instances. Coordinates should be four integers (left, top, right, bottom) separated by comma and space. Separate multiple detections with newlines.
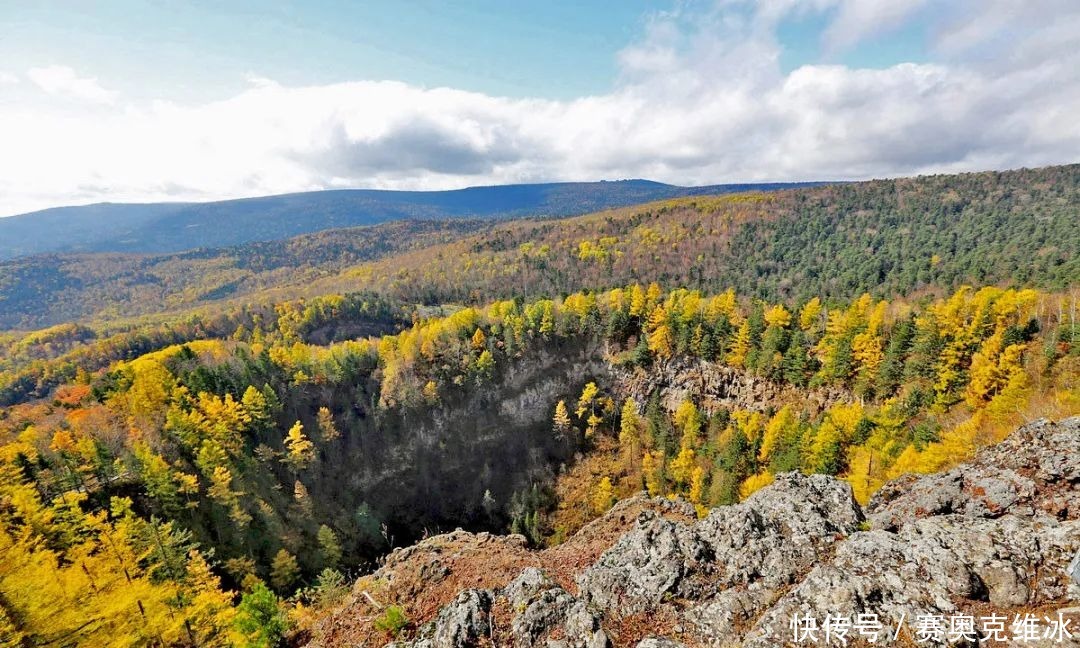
0, 165, 1078, 647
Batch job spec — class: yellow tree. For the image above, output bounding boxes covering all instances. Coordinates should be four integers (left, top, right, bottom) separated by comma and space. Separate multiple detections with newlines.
553, 400, 573, 437
673, 400, 702, 448
646, 306, 674, 359
669, 446, 696, 489
706, 288, 738, 323
283, 421, 314, 471
316, 406, 340, 442
645, 283, 663, 310
764, 304, 792, 329
739, 471, 774, 500
727, 320, 752, 368
799, 297, 823, 332
471, 327, 487, 351
642, 451, 664, 496
689, 466, 708, 515
180, 549, 239, 645
576, 382, 602, 437
423, 380, 440, 404
808, 402, 864, 475
851, 300, 887, 396
844, 444, 885, 505
618, 398, 642, 471
592, 477, 615, 514
629, 284, 648, 317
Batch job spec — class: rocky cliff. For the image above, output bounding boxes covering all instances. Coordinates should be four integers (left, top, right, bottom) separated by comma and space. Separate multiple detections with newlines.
304, 417, 1080, 647
613, 358, 848, 417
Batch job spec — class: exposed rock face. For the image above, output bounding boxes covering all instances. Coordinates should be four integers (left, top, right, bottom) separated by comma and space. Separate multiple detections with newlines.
576, 472, 864, 645
614, 358, 849, 416
867, 416, 1080, 529
405, 590, 493, 648
503, 568, 609, 648
313, 418, 1079, 648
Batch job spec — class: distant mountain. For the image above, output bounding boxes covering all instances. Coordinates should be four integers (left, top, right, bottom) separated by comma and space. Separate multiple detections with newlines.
0, 179, 820, 260
2, 164, 1075, 333
0, 219, 488, 330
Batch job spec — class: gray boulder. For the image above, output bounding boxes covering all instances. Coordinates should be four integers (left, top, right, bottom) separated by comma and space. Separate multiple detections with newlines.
503, 568, 608, 648
403, 589, 493, 648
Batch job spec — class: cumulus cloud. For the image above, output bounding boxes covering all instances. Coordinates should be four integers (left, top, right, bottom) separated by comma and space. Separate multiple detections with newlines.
1, 1, 1078, 216
26, 65, 116, 104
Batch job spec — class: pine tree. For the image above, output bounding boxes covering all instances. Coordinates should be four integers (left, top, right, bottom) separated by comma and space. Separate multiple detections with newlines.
876, 316, 914, 397
782, 329, 814, 386
233, 582, 289, 647
474, 349, 495, 382
317, 525, 342, 569
269, 549, 299, 592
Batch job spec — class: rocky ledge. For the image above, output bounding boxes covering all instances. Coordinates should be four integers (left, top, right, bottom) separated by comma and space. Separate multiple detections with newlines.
310, 417, 1080, 647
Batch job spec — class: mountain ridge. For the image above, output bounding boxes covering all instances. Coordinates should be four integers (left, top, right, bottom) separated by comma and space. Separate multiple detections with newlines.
1, 164, 1075, 331
0, 179, 822, 260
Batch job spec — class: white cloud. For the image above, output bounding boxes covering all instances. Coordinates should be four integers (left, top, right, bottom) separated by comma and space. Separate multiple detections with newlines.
0, 71, 18, 86
1, 1, 1078, 217
820, 0, 931, 53
26, 65, 116, 104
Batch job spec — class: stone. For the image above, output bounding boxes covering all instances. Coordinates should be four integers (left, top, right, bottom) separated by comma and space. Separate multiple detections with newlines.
335, 418, 1080, 648
408, 589, 493, 648
635, 640, 686, 648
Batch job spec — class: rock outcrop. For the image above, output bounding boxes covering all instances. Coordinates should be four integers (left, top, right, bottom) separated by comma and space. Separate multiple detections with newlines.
307, 417, 1080, 647
614, 358, 849, 416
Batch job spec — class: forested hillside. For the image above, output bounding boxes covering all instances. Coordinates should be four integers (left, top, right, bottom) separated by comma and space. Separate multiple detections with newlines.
0, 165, 1077, 646
2, 165, 1075, 332
0, 219, 487, 329
315, 164, 1079, 306
0, 179, 813, 260
1, 280, 1077, 645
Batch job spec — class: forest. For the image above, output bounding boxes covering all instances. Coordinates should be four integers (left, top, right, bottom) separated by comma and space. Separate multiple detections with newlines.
1, 164, 1075, 331
0, 164, 1077, 646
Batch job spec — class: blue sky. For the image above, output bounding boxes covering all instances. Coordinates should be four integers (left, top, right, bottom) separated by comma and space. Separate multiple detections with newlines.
1, 0, 936, 100
1, 1, 660, 100
0, 0, 1077, 215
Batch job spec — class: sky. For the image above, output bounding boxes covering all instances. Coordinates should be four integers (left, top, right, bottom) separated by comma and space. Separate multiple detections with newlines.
0, 0, 1078, 216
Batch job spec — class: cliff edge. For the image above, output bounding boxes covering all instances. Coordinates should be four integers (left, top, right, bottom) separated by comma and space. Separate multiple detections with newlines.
305, 417, 1080, 647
